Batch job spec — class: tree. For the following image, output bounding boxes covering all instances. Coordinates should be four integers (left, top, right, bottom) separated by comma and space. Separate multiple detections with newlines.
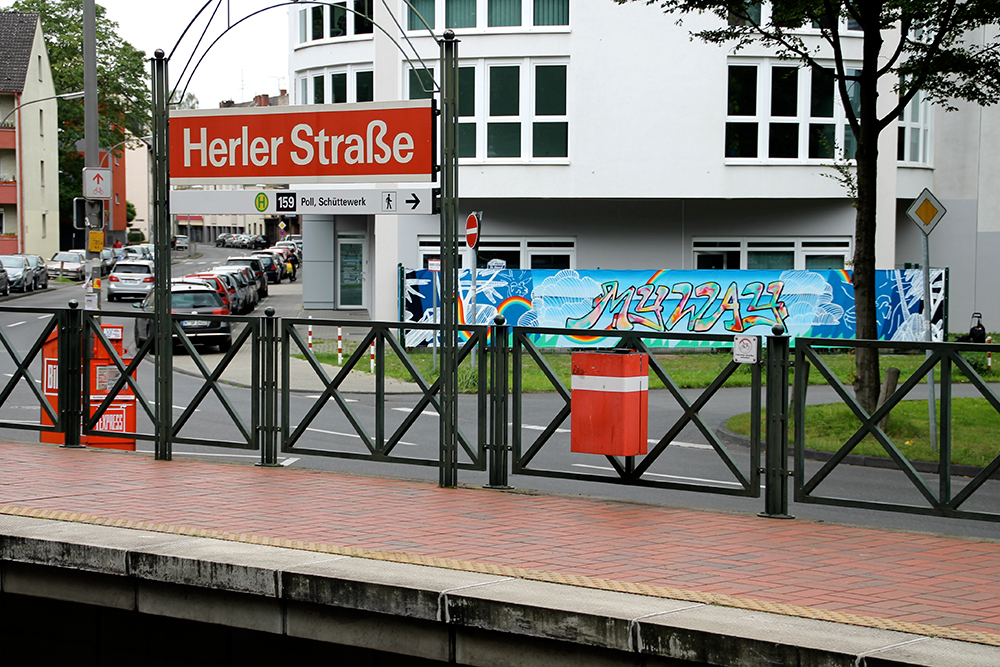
5, 0, 151, 234
170, 91, 199, 110
617, 0, 1000, 411
125, 200, 135, 223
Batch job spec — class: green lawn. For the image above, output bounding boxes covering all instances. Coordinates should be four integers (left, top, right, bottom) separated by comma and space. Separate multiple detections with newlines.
726, 398, 1000, 468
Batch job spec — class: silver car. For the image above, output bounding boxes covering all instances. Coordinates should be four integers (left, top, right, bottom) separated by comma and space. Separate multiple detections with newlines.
47, 251, 88, 280
107, 260, 155, 301
0, 255, 35, 292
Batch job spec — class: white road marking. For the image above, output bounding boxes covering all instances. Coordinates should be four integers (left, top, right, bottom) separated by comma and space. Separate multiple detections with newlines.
135, 448, 289, 462
648, 439, 714, 450
570, 463, 744, 487
7, 321, 25, 328
522, 424, 570, 433
280, 457, 300, 466
303, 427, 416, 446
37, 315, 49, 320
305, 395, 358, 403
144, 401, 200, 411
393, 407, 438, 416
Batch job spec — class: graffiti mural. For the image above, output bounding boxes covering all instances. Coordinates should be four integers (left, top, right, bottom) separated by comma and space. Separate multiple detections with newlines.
401, 268, 946, 348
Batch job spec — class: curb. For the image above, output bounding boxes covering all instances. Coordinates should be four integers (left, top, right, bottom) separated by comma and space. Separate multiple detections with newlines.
715, 423, 999, 480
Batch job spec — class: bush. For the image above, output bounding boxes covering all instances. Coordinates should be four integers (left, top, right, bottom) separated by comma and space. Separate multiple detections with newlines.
127, 230, 145, 244
957, 351, 993, 379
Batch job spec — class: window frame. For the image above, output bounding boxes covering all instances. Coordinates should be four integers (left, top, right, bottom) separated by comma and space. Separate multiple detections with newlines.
298, 64, 376, 105
693, 237, 853, 270
296, 2, 374, 45
419, 235, 576, 270
725, 58, 863, 165
403, 0, 569, 33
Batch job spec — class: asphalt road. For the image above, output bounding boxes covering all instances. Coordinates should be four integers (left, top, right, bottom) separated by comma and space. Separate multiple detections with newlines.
0, 246, 996, 540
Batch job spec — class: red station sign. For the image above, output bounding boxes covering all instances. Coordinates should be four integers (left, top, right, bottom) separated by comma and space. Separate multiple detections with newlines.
169, 100, 435, 185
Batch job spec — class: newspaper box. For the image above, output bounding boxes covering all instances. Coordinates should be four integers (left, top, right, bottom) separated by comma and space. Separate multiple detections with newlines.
39, 325, 136, 450
570, 351, 648, 456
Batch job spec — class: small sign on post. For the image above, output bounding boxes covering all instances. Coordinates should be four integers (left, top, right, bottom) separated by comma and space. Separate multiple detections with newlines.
733, 335, 760, 364
82, 167, 112, 199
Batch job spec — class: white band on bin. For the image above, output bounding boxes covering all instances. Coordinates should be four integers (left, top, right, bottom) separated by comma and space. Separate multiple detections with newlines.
571, 374, 648, 393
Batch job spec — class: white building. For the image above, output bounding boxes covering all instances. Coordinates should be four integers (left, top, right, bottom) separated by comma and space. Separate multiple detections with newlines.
287, 1, 997, 332
0, 11, 60, 259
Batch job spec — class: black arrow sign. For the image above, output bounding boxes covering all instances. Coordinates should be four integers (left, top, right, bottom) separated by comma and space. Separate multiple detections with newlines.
406, 193, 421, 210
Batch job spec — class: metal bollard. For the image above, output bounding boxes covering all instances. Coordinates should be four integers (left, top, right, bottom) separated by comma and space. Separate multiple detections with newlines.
259, 307, 280, 466
761, 324, 792, 518
486, 314, 511, 488
60, 300, 86, 449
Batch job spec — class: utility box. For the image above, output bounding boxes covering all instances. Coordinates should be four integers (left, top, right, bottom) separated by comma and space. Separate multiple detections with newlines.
570, 350, 648, 457
87, 324, 136, 450
40, 325, 136, 450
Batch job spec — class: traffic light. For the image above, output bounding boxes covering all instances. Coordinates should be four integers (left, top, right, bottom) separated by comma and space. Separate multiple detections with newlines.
74, 197, 104, 230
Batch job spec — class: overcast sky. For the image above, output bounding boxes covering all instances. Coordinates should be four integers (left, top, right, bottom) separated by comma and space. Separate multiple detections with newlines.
96, 0, 290, 108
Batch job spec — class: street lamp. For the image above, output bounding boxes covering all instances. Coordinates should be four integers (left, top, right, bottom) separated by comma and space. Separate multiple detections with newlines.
0, 90, 84, 126
99, 135, 153, 167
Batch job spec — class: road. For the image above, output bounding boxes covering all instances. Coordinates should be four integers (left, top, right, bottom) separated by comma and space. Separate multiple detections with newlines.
0, 245, 996, 540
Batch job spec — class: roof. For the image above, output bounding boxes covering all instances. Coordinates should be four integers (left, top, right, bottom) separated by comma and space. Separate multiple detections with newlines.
0, 12, 39, 94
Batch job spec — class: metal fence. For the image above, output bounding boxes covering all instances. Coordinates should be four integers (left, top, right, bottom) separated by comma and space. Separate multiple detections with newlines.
1, 301, 997, 523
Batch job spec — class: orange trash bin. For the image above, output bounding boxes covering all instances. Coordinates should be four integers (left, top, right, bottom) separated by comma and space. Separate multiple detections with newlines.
570, 351, 648, 457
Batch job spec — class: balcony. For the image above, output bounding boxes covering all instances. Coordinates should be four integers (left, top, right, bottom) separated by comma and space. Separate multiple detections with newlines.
0, 180, 15, 205
0, 125, 14, 150
0, 235, 17, 254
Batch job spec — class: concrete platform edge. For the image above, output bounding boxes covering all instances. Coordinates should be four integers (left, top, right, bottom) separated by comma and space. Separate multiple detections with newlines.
2, 514, 998, 667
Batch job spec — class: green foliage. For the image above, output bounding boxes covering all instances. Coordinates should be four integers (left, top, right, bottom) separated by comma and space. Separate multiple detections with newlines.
126, 230, 144, 244
6, 0, 151, 226
125, 200, 136, 223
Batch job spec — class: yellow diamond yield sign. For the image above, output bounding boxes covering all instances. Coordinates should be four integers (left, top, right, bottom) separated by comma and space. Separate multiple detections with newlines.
906, 188, 946, 235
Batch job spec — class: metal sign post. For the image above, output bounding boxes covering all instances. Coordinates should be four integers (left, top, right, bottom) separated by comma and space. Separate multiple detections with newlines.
439, 31, 460, 488
906, 188, 946, 454
151, 49, 173, 461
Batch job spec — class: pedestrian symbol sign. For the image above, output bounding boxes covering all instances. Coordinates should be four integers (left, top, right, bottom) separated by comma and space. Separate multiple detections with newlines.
381, 191, 397, 212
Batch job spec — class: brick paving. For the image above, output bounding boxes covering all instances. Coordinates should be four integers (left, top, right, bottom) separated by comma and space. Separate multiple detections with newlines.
2, 441, 999, 643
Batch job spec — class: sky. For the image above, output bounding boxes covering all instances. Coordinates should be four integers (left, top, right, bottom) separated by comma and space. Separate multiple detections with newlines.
96, 0, 290, 108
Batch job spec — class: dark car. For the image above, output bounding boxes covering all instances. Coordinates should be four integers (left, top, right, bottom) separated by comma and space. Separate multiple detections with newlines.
0, 265, 10, 296
225, 256, 267, 298
99, 248, 116, 275
16, 254, 48, 290
0, 255, 35, 292
250, 235, 268, 249
250, 252, 281, 284
133, 283, 233, 352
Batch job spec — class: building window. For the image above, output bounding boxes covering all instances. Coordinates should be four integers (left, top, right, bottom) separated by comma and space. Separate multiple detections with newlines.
311, 6, 324, 40
898, 89, 931, 166
299, 9, 307, 42
38, 109, 43, 136
458, 66, 476, 157
330, 3, 347, 36
447, 0, 476, 28
40, 161, 44, 189
41, 211, 46, 238
356, 70, 374, 102
693, 238, 851, 270
728, 2, 761, 26
533, 64, 567, 157
489, 0, 521, 27
408, 67, 435, 100
300, 77, 308, 104
313, 75, 325, 104
726, 59, 864, 162
115, 193, 120, 205
488, 65, 520, 157
419, 236, 575, 269
534, 0, 568, 26
354, 0, 373, 34
331, 73, 348, 103
38, 55, 42, 81
407, 0, 567, 31
409, 0, 435, 29
0, 210, 5, 234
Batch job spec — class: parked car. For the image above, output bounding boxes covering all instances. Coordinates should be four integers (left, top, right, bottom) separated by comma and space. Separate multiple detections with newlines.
0, 255, 35, 292
47, 251, 88, 280
173, 235, 189, 250
107, 260, 155, 302
99, 247, 116, 275
215, 233, 232, 247
211, 266, 255, 313
225, 256, 268, 298
250, 252, 283, 283
133, 282, 233, 352
16, 254, 48, 290
184, 273, 236, 313
123, 245, 147, 261
0, 265, 10, 295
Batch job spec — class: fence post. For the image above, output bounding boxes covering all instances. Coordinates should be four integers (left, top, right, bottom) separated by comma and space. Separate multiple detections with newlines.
761, 324, 792, 518
486, 315, 511, 488
259, 307, 279, 466
60, 300, 85, 449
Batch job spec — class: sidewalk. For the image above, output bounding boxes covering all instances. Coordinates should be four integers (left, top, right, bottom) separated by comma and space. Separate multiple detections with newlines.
1, 440, 998, 649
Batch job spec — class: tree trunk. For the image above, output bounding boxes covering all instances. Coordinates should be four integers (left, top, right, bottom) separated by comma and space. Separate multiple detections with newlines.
852, 19, 883, 415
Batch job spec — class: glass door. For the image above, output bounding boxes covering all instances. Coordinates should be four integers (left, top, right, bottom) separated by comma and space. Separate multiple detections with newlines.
337, 235, 366, 308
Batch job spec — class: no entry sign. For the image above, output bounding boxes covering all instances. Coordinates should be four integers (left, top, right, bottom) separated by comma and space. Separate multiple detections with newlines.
169, 100, 435, 185
466, 211, 481, 250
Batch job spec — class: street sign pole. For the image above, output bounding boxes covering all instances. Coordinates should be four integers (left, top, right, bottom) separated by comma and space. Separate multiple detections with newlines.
439, 31, 460, 488
151, 49, 173, 461
907, 189, 946, 455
